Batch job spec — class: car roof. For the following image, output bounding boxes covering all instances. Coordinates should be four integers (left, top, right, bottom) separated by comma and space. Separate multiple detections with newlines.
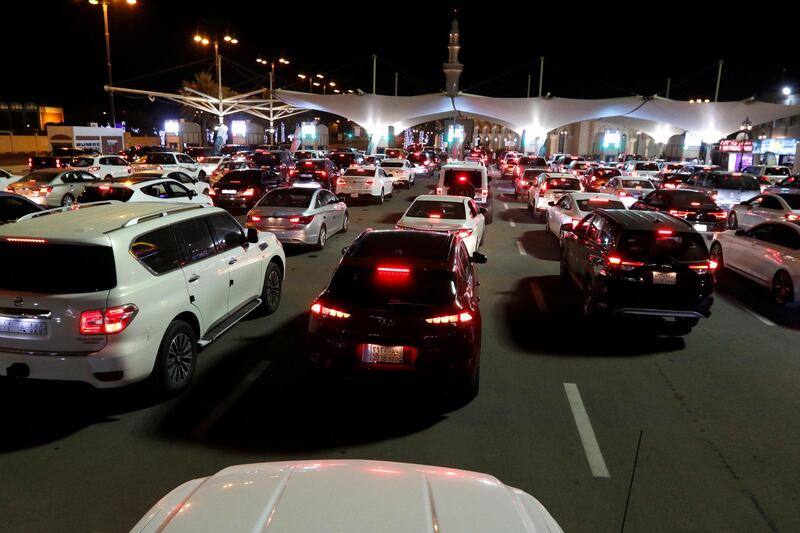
542, 172, 577, 179
412, 194, 467, 203
345, 230, 455, 267
598, 209, 693, 231
563, 192, 621, 202
381, 158, 408, 163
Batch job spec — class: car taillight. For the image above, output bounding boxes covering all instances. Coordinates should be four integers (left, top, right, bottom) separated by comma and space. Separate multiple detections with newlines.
98, 185, 111, 191
289, 169, 298, 176
28, 157, 32, 169
39, 186, 53, 194
436, 187, 444, 194
248, 215, 261, 222
242, 188, 255, 197
710, 211, 727, 219
156, 165, 163, 170
55, 159, 61, 168
426, 311, 473, 324
87, 166, 101, 172
457, 228, 473, 238
617, 190, 629, 197
607, 255, 645, 270
310, 301, 350, 318
337, 178, 346, 185
571, 217, 581, 228
208, 188, 216, 196
288, 215, 314, 224
711, 192, 718, 201
657, 229, 673, 235
785, 214, 800, 221
668, 209, 689, 217
480, 188, 488, 199
126, 166, 132, 173
377, 266, 410, 277
689, 260, 717, 273
80, 304, 138, 335
316, 170, 328, 177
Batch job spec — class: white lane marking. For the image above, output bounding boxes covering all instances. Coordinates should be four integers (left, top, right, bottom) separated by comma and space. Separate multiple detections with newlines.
503, 202, 509, 209
529, 282, 547, 312
564, 383, 610, 478
191, 360, 271, 438
509, 220, 516, 228
737, 305, 776, 326
516, 241, 527, 255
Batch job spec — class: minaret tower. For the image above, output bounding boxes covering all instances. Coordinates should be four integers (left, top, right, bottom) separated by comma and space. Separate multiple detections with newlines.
443, 18, 463, 96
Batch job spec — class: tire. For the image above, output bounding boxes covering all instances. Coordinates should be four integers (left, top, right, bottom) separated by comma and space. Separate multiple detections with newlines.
341, 211, 349, 233
153, 320, 197, 395
198, 171, 206, 181
104, 174, 113, 181
315, 224, 327, 251
728, 211, 738, 229
259, 262, 283, 315
710, 242, 724, 270
484, 206, 493, 224
61, 194, 74, 207
772, 270, 794, 305
377, 189, 385, 205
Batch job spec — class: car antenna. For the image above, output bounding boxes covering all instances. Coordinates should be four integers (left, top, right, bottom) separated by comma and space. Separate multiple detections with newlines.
619, 429, 644, 533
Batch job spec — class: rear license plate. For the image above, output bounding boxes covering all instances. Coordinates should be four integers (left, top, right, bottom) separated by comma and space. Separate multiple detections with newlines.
350, 193, 358, 198
0, 318, 48, 336
299, 174, 312, 178
652, 272, 677, 285
362, 344, 404, 364
222, 189, 236, 194
693, 224, 707, 232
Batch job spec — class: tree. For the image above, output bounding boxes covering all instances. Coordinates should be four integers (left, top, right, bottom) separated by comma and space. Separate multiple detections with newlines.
178, 72, 237, 146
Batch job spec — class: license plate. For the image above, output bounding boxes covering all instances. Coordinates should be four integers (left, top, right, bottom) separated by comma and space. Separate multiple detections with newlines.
362, 344, 404, 364
693, 224, 707, 232
222, 189, 236, 194
652, 272, 677, 285
299, 174, 312, 178
350, 193, 358, 198
0, 318, 48, 336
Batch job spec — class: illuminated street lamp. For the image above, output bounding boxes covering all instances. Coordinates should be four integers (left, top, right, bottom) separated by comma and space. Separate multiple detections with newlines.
87, 0, 137, 127
193, 30, 239, 124
257, 56, 290, 143
782, 86, 792, 96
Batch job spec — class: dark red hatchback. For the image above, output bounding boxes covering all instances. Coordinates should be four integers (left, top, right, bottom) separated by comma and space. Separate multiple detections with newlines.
308, 230, 486, 403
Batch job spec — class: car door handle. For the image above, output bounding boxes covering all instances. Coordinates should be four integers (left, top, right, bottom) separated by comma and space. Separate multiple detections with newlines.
188, 274, 200, 283
228, 257, 238, 265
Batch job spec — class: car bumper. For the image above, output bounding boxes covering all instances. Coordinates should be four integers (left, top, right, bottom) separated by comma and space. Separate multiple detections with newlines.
336, 187, 380, 198
257, 227, 318, 245
596, 278, 714, 318
213, 196, 259, 209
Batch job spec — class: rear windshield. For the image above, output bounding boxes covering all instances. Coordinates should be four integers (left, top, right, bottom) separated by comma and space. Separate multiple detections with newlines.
595, 169, 620, 177
381, 162, 404, 168
20, 172, 59, 183
331, 154, 356, 165
327, 265, 456, 308
296, 160, 325, 171
667, 191, 717, 208
352, 232, 449, 261
221, 162, 249, 170
142, 153, 174, 165
443, 169, 482, 188
617, 231, 708, 262
218, 171, 264, 185
406, 200, 466, 219
257, 189, 313, 207
545, 177, 581, 190
253, 153, 280, 166
766, 167, 790, 176
519, 157, 547, 166
294, 152, 314, 159
778, 194, 800, 209
78, 186, 134, 203
69, 157, 94, 167
571, 162, 590, 169
621, 180, 654, 189
576, 198, 626, 211
523, 168, 546, 179
635, 162, 660, 171
343, 169, 374, 177
0, 243, 116, 293
407, 153, 428, 164
718, 174, 760, 191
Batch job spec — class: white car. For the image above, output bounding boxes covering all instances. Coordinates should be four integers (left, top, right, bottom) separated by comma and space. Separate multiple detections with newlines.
396, 194, 486, 255
197, 156, 228, 177
726, 193, 800, 230
380, 158, 416, 188
0, 202, 285, 393
132, 170, 211, 196
545, 192, 626, 238
710, 221, 800, 305
335, 166, 393, 204
78, 177, 213, 205
0, 168, 22, 190
132, 152, 204, 181
599, 176, 655, 207
68, 154, 131, 180
132, 460, 564, 533
623, 160, 661, 178
527, 172, 583, 215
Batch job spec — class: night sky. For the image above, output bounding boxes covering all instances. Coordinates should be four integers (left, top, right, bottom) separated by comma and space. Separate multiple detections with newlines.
4, 1, 798, 129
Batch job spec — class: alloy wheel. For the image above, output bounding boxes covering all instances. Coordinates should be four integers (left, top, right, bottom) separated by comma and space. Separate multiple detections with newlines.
266, 268, 281, 308
166, 333, 193, 385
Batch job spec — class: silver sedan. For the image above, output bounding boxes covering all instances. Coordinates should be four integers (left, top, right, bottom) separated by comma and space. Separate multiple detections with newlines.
245, 187, 348, 249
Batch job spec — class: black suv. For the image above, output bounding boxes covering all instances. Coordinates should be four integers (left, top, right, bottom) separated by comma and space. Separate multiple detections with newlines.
559, 210, 715, 331
630, 189, 728, 232
252, 150, 293, 180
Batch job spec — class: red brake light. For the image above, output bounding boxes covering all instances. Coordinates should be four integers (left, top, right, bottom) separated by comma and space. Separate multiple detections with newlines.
317, 170, 328, 177
571, 218, 581, 228
785, 214, 800, 221
377, 266, 410, 275
457, 228, 473, 238
436, 187, 444, 195
618, 190, 629, 197
249, 215, 261, 222
208, 188, 216, 196
288, 215, 314, 224
80, 304, 138, 335
98, 185, 111, 191
588, 198, 609, 203
289, 169, 298, 176
668, 209, 689, 217
310, 301, 350, 318
426, 312, 473, 324
39, 186, 53, 194
5, 237, 47, 244
657, 229, 673, 235
711, 211, 727, 219
607, 256, 622, 265
337, 178, 346, 185
429, 213, 441, 219
304, 161, 314, 166
242, 188, 255, 197
88, 166, 101, 172
457, 175, 468, 182
689, 260, 717, 272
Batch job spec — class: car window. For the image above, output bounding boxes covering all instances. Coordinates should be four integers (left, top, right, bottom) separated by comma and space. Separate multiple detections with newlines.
747, 224, 774, 242
166, 182, 191, 198
140, 182, 171, 199
144, 153, 174, 165
1, 196, 38, 222
176, 154, 194, 164
407, 200, 466, 219
617, 230, 707, 261
758, 196, 782, 210
468, 199, 479, 217
168, 172, 193, 184
208, 212, 246, 252
173, 217, 216, 262
718, 174, 760, 191
557, 196, 570, 209
314, 193, 325, 209
768, 225, 800, 249
79, 171, 98, 182
130, 226, 182, 275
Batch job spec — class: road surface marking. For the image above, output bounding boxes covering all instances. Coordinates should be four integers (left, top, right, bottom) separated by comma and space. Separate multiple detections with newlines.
191, 360, 271, 439
503, 202, 509, 209
564, 383, 610, 478
509, 220, 516, 228
516, 241, 527, 255
737, 305, 775, 326
529, 282, 547, 312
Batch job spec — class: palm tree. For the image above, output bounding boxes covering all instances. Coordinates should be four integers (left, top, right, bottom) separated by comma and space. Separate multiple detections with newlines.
179, 72, 237, 146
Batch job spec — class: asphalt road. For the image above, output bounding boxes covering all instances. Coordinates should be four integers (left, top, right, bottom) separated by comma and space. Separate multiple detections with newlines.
1, 171, 799, 533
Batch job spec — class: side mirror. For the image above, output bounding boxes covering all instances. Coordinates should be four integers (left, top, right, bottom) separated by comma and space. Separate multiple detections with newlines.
247, 227, 259, 244
470, 251, 488, 264
734, 229, 746, 237
479, 207, 487, 215
227, 231, 247, 248
188, 190, 197, 197
547, 201, 555, 206
341, 246, 349, 256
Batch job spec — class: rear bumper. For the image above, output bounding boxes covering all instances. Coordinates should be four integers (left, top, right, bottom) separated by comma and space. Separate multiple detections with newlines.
596, 277, 714, 318
213, 197, 259, 210
260, 227, 318, 245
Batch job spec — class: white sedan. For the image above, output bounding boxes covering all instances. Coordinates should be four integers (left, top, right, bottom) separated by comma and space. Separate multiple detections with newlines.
726, 193, 800, 230
132, 460, 564, 533
335, 166, 393, 204
380, 158, 416, 187
396, 194, 486, 255
128, 170, 210, 196
545, 192, 626, 238
710, 221, 800, 305
77, 176, 213, 205
598, 177, 655, 207
197, 155, 229, 177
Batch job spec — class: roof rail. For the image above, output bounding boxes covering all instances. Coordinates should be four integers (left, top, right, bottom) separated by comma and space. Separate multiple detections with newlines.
16, 201, 122, 222
118, 204, 209, 229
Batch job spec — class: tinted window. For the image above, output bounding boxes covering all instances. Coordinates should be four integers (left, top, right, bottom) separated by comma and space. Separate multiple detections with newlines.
166, 182, 191, 198
575, 198, 625, 211
407, 153, 429, 164
0, 197, 39, 222
766, 167, 790, 176
70, 157, 94, 167
327, 265, 456, 308
617, 231, 708, 262
620, 180, 654, 189
381, 162, 405, 168
253, 153, 281, 166
442, 169, 483, 187
717, 174, 760, 191
351, 232, 450, 262
208, 212, 245, 252
173, 218, 216, 263
78, 186, 134, 203
665, 191, 716, 208
140, 182, 171, 198
777, 176, 799, 187
778, 194, 800, 209
143, 153, 175, 165
759, 196, 782, 210
296, 160, 325, 171
407, 200, 466, 219
130, 227, 181, 274
218, 171, 265, 185
769, 225, 800, 249
0, 243, 116, 293
544, 177, 581, 190
635, 162, 660, 171
258, 188, 314, 207
522, 168, 546, 179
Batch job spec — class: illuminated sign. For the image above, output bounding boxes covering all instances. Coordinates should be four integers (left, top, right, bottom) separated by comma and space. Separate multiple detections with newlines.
603, 132, 620, 148
302, 123, 316, 138
719, 140, 752, 152
753, 138, 797, 155
231, 120, 247, 136
684, 133, 701, 149
447, 124, 464, 142
164, 120, 179, 135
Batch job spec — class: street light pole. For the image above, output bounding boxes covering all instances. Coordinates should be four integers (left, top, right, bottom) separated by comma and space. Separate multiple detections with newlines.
101, 2, 115, 126
714, 60, 723, 102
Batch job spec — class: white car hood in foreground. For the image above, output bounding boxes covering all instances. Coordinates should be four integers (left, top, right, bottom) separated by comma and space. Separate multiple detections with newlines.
132, 460, 563, 533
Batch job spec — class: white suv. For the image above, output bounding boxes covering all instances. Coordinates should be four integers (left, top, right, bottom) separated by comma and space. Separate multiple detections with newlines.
0, 202, 285, 394
132, 152, 204, 181
68, 155, 132, 180
436, 162, 493, 223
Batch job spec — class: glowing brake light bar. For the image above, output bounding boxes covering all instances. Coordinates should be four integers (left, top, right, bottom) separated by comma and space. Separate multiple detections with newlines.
689, 260, 718, 272
425, 311, 473, 324
5, 237, 47, 244
588, 198, 609, 203
668, 209, 689, 217
428, 213, 441, 219
310, 302, 350, 319
242, 188, 255, 197
785, 214, 799, 221
457, 228, 473, 238
377, 266, 410, 274
657, 229, 673, 235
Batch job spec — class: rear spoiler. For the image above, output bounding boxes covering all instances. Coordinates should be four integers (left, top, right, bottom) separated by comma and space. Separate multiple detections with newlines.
16, 201, 122, 222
